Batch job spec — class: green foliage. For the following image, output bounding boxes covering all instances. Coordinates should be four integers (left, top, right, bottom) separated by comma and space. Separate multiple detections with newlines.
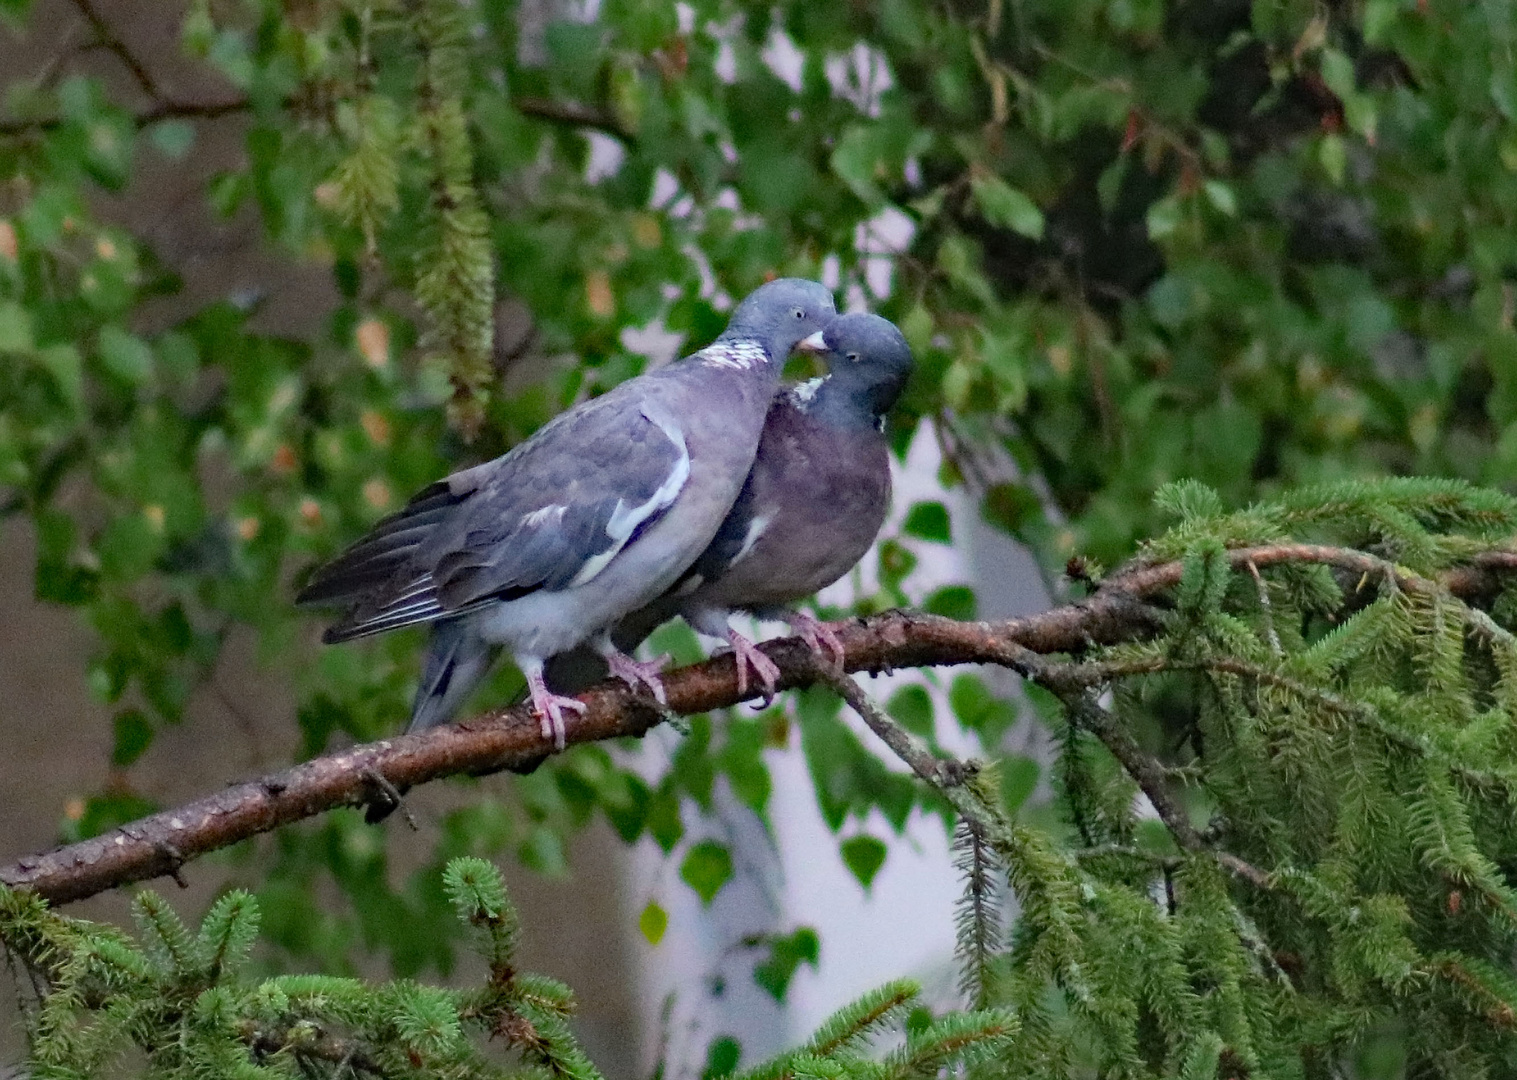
679, 838, 734, 905
11, 1, 1517, 1076
4, 860, 593, 1078
0, 865, 1005, 1079
751, 927, 820, 1002
916, 478, 1517, 1076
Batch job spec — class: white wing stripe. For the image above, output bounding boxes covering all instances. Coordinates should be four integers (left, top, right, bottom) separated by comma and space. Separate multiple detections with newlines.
567, 407, 691, 588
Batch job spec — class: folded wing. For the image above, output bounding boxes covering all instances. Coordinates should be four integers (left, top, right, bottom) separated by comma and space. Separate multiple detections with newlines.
297, 397, 690, 643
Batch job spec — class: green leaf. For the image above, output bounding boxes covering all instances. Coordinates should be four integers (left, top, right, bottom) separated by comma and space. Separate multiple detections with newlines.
1146, 194, 1183, 239
887, 683, 935, 739
97, 512, 163, 582
639, 901, 668, 946
936, 231, 995, 305
111, 708, 154, 767
602, 771, 651, 843
1319, 133, 1347, 185
878, 539, 917, 592
718, 719, 773, 820
1202, 179, 1237, 216
970, 175, 1044, 239
840, 835, 887, 889
518, 825, 567, 877
680, 840, 733, 906
98, 325, 153, 382
1154, 479, 1223, 522
1001, 755, 1040, 815
925, 585, 977, 621
702, 1035, 742, 1080
648, 782, 684, 852
148, 120, 196, 159
903, 501, 952, 543
753, 927, 820, 1001
36, 344, 84, 409
831, 130, 883, 207
948, 673, 1017, 746
1363, 0, 1400, 44
0, 299, 34, 354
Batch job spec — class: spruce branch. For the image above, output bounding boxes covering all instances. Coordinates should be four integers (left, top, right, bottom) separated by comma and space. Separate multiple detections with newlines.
1051, 688, 1272, 890
952, 818, 1004, 1009
3, 540, 1517, 906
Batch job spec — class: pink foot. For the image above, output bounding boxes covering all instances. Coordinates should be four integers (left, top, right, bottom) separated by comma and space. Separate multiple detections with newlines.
605, 650, 671, 705
727, 629, 781, 703
527, 668, 587, 750
787, 611, 846, 673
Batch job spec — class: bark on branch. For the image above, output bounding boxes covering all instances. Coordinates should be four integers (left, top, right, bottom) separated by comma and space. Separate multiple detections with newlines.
0, 92, 628, 138
1, 542, 1510, 907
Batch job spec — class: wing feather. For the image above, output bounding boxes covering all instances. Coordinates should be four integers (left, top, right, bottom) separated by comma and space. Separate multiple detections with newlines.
302, 391, 692, 641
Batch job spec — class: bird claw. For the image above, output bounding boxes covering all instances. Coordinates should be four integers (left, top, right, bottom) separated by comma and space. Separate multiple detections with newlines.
605, 650, 671, 705
727, 630, 781, 704
787, 611, 846, 674
527, 669, 587, 751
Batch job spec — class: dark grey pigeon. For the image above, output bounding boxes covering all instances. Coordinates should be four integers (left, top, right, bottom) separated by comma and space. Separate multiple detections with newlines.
297, 278, 837, 748
546, 312, 913, 700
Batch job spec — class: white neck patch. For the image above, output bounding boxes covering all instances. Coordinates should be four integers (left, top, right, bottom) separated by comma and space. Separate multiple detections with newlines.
789, 376, 825, 410
697, 339, 768, 370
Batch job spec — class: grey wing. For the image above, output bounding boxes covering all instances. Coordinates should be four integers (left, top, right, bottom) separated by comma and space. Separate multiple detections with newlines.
315, 398, 691, 642
295, 470, 482, 610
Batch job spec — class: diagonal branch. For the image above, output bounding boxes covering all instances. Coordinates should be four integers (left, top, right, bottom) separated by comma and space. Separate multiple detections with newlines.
1053, 688, 1271, 889
68, 0, 162, 101
1, 542, 1512, 907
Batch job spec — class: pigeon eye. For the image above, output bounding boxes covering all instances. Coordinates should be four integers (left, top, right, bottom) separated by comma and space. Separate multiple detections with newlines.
792, 307, 805, 320
847, 352, 860, 363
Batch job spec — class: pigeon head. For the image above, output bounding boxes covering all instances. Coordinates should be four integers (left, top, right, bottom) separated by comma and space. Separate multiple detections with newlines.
720, 278, 837, 360
810, 313, 914, 425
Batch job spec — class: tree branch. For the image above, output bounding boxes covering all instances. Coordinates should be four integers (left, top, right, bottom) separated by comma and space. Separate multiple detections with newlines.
1, 542, 1512, 907
511, 96, 634, 141
0, 91, 629, 139
239, 1020, 389, 1077
1055, 689, 1272, 889
67, 0, 162, 102
0, 96, 254, 137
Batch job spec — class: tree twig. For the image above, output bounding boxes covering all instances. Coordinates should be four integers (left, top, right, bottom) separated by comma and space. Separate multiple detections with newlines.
67, 0, 161, 101
0, 96, 253, 137
1, 542, 1512, 906
239, 1021, 389, 1077
511, 96, 633, 140
1054, 689, 1272, 889
0, 91, 630, 139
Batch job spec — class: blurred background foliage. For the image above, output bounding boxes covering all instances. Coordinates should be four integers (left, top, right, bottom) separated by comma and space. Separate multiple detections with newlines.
4, 0, 1517, 1068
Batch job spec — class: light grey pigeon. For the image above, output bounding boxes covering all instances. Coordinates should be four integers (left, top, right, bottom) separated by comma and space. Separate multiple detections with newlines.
545, 312, 913, 700
297, 278, 837, 748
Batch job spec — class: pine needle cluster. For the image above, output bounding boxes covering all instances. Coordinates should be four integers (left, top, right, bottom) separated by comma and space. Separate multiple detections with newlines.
942, 476, 1517, 1077
0, 858, 596, 1078
0, 860, 1009, 1079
